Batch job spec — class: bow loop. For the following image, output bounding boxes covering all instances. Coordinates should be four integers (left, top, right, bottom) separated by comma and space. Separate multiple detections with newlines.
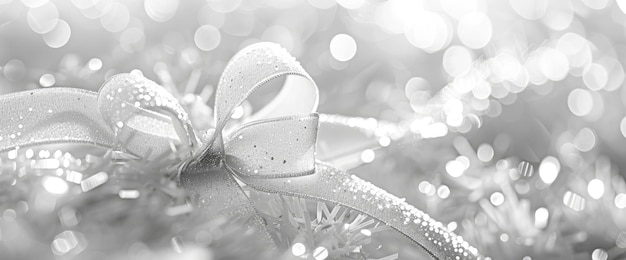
213, 43, 319, 133
98, 73, 198, 159
224, 114, 318, 178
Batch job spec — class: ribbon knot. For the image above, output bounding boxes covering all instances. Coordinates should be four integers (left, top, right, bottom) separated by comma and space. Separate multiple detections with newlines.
0, 43, 482, 260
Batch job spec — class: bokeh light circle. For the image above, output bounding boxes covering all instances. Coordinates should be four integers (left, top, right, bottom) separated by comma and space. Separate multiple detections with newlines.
145, 0, 179, 22
573, 128, 596, 152
308, 0, 336, 9
194, 25, 221, 51
567, 89, 593, 117
208, 0, 242, 13
21, 0, 47, 8
39, 74, 55, 87
42, 19, 71, 48
582, 63, 608, 91
540, 48, 569, 81
619, 117, 626, 139
587, 179, 605, 200
3, 59, 26, 81
26, 1, 59, 34
542, 0, 573, 31
443, 45, 473, 77
440, 0, 478, 19
100, 2, 130, 33
457, 12, 492, 49
510, 0, 547, 20
330, 34, 357, 62
336, 0, 364, 9
539, 156, 560, 184
405, 11, 450, 53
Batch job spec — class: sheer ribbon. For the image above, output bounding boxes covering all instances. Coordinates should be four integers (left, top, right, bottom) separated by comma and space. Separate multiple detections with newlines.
0, 43, 481, 260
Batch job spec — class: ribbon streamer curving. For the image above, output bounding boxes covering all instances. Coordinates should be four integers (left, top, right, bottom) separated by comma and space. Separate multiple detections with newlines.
0, 43, 481, 259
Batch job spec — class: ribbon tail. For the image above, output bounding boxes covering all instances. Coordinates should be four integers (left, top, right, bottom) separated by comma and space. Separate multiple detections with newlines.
179, 163, 277, 250
237, 161, 482, 260
0, 88, 116, 153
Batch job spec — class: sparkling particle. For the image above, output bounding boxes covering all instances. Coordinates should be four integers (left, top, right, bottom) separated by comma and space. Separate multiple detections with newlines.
420, 122, 448, 138
8, 149, 18, 159
51, 231, 83, 256
25, 149, 34, 158
591, 248, 608, 260
118, 190, 140, 199
489, 192, 504, 206
33, 158, 60, 169
166, 204, 193, 216
80, 171, 108, 192
457, 12, 492, 49
437, 185, 450, 199
42, 176, 69, 195
539, 156, 560, 184
291, 242, 306, 256
615, 193, 626, 209
88, 58, 103, 71
518, 161, 534, 177
313, 247, 329, 260
534, 207, 549, 229
360, 149, 375, 163
563, 191, 585, 211
378, 136, 391, 147
476, 143, 494, 162
446, 159, 465, 177
231, 106, 244, 119
39, 73, 56, 87
39, 149, 51, 158
330, 34, 357, 62
587, 179, 604, 200
194, 25, 221, 51
65, 171, 83, 184
447, 221, 457, 231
